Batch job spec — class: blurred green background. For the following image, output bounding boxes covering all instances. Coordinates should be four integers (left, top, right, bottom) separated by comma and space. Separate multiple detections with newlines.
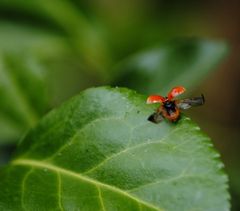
0, 0, 239, 210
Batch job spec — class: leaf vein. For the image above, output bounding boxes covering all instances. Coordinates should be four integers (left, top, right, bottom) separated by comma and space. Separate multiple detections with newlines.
83, 126, 181, 174
21, 168, 34, 211
12, 159, 162, 211
44, 117, 127, 161
97, 186, 106, 211
57, 171, 64, 211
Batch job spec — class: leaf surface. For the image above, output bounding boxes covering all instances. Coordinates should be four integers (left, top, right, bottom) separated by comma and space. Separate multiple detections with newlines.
0, 87, 229, 210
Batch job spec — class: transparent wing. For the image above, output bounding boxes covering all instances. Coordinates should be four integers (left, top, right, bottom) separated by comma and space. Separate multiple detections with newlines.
176, 94, 205, 110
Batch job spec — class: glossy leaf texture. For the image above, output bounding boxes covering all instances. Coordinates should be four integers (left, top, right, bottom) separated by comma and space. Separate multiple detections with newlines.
112, 39, 229, 94
0, 87, 229, 210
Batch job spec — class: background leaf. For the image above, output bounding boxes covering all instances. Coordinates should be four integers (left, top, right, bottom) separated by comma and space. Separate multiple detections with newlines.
0, 1, 229, 145
112, 39, 228, 94
0, 87, 229, 210
0, 21, 96, 144
0, 53, 48, 143
0, 20, 70, 143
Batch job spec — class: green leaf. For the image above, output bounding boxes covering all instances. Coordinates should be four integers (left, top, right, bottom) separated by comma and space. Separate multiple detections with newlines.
0, 20, 73, 143
0, 22, 95, 143
0, 0, 111, 77
0, 87, 229, 210
112, 39, 229, 94
0, 53, 49, 143
0, 22, 68, 57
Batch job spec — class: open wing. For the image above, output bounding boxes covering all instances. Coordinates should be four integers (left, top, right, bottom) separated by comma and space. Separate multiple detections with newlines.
146, 95, 166, 104
176, 94, 205, 110
168, 86, 186, 100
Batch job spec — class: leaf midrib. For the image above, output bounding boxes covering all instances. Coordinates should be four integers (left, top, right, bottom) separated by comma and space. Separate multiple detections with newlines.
12, 159, 162, 211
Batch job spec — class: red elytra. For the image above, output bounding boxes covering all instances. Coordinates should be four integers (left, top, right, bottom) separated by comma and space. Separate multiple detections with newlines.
146, 95, 166, 104
167, 86, 186, 100
146, 86, 186, 104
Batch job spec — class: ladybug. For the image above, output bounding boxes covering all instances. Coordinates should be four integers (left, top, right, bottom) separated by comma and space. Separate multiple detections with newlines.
146, 86, 205, 123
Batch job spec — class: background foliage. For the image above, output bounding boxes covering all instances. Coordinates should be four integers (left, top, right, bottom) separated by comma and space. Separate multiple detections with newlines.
0, 0, 239, 210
